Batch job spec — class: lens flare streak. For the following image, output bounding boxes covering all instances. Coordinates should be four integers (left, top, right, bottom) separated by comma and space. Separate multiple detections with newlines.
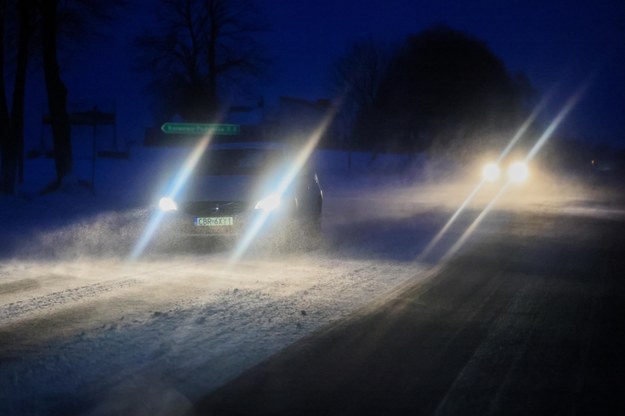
228, 111, 336, 265
430, 84, 588, 263
439, 182, 510, 262
417, 94, 551, 262
496, 93, 552, 164
129, 134, 213, 261
417, 179, 486, 261
525, 84, 588, 162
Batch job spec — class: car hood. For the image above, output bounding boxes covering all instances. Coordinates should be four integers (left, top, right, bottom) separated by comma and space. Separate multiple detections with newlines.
179, 175, 272, 202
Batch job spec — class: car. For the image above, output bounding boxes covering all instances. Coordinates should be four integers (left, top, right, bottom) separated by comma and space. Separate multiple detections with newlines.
155, 141, 323, 250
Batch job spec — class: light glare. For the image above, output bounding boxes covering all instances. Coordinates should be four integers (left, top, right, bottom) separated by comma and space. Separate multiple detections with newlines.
158, 196, 178, 212
482, 163, 500, 182
417, 94, 554, 263
434, 82, 589, 263
255, 193, 281, 212
507, 162, 529, 183
129, 133, 214, 261
228, 108, 338, 265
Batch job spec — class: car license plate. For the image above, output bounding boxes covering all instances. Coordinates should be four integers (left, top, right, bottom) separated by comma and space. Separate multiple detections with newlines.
194, 217, 234, 226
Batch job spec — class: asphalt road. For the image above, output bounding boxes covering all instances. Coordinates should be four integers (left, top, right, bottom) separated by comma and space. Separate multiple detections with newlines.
195, 210, 625, 415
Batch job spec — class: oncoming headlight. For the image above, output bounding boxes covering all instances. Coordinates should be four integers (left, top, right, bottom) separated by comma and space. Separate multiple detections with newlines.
507, 161, 529, 183
158, 196, 178, 212
254, 193, 281, 212
482, 162, 501, 182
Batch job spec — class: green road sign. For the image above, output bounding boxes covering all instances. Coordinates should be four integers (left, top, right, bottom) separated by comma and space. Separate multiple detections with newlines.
160, 123, 240, 135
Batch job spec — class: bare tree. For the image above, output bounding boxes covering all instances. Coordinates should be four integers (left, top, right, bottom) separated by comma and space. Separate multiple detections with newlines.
137, 0, 268, 121
39, 0, 125, 190
0, 0, 34, 194
40, 0, 73, 188
0, 0, 15, 193
0, 0, 125, 193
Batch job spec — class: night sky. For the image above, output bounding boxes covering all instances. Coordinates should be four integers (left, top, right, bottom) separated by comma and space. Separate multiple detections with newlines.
25, 0, 625, 150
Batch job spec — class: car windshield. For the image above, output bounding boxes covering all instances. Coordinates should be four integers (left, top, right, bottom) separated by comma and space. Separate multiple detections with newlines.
195, 148, 283, 176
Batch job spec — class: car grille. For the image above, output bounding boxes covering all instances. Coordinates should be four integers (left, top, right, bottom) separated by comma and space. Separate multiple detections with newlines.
181, 201, 250, 216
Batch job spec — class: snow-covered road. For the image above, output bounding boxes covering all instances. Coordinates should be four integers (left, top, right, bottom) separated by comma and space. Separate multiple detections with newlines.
1, 148, 614, 415
1, 172, 443, 415
1, 252, 427, 415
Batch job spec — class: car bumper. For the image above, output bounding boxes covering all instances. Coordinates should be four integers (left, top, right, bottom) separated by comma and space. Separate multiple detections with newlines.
158, 208, 296, 238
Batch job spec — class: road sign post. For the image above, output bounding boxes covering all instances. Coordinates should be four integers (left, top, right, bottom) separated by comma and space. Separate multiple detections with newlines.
160, 123, 240, 136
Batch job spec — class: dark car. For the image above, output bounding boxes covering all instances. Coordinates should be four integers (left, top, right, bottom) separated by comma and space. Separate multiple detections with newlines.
156, 141, 323, 249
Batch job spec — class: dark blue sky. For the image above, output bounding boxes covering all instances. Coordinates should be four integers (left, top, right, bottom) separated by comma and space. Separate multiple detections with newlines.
27, 0, 625, 150
262, 0, 625, 146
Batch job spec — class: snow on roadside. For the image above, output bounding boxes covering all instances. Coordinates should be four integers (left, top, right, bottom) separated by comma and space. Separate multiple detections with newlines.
0, 253, 425, 415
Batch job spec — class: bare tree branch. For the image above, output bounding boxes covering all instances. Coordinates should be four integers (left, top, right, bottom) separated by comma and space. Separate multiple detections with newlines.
136, 0, 268, 121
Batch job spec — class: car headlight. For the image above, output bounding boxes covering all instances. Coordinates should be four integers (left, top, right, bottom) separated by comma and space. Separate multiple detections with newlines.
158, 196, 178, 212
507, 161, 529, 183
482, 162, 500, 182
254, 193, 281, 212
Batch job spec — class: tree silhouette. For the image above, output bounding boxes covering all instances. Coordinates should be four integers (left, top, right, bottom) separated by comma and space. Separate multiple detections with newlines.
40, 0, 126, 190
0, 0, 126, 193
136, 0, 268, 122
0, 0, 34, 194
40, 0, 73, 188
330, 39, 395, 150
356, 26, 531, 157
